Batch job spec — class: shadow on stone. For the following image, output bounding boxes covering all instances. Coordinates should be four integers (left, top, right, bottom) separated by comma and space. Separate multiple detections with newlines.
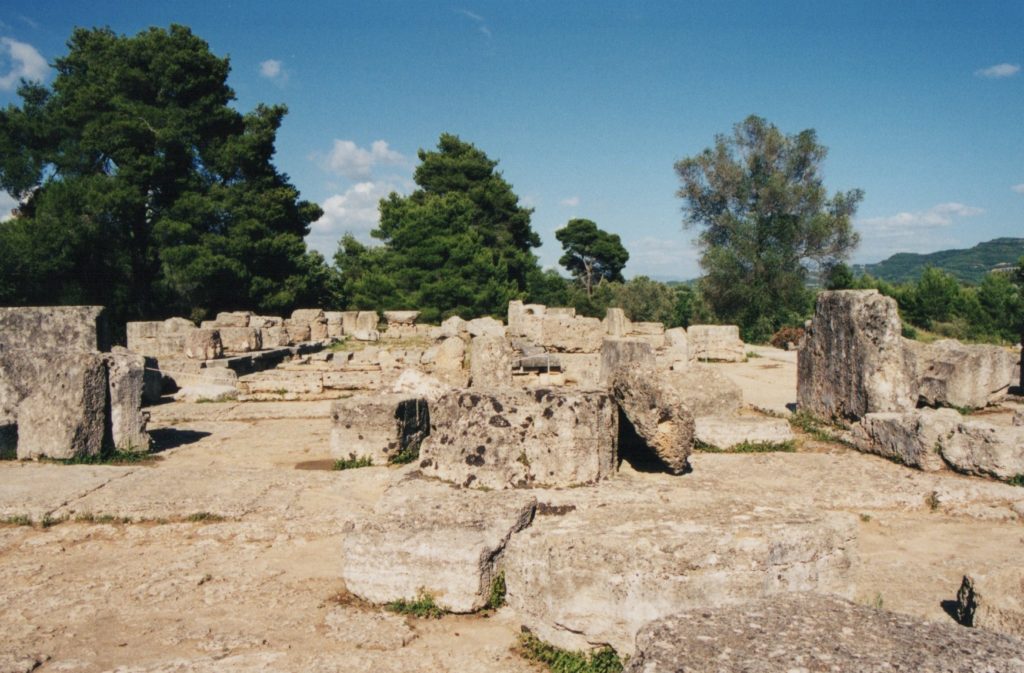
617, 408, 684, 474
149, 428, 211, 453
940, 599, 962, 624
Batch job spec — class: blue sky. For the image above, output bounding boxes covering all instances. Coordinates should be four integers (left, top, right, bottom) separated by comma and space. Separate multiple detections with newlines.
1, 1, 1021, 279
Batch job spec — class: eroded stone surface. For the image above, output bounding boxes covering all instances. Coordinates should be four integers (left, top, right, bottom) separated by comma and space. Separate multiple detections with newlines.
330, 394, 429, 465
939, 420, 1024, 480
665, 364, 742, 417
627, 594, 1024, 673
339, 476, 536, 612
599, 338, 655, 385
911, 339, 1017, 410
184, 329, 223, 361
469, 335, 512, 388
612, 366, 693, 474
694, 415, 794, 449
687, 324, 744, 362
958, 568, 1024, 639
852, 408, 961, 471
105, 348, 150, 452
420, 387, 617, 489
0, 305, 108, 352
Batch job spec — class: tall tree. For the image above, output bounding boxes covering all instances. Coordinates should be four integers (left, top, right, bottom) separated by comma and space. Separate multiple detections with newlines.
0, 25, 324, 323
555, 218, 629, 297
675, 115, 862, 341
336, 133, 541, 321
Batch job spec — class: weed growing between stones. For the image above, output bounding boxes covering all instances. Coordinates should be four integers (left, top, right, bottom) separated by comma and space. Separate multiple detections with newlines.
517, 631, 624, 673
789, 411, 847, 444
389, 438, 422, 466
0, 515, 32, 526
185, 512, 225, 523
695, 439, 796, 453
385, 591, 445, 619
485, 571, 506, 610
44, 449, 155, 466
333, 456, 373, 470
75, 513, 131, 525
745, 350, 762, 359
1008, 474, 1024, 487
926, 491, 941, 511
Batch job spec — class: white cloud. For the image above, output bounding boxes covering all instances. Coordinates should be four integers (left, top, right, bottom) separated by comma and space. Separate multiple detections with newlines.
975, 63, 1020, 78
319, 139, 407, 180
858, 202, 984, 232
0, 37, 48, 90
623, 236, 701, 280
457, 9, 492, 38
305, 180, 409, 256
559, 196, 580, 207
259, 58, 289, 85
0, 191, 18, 222
1012, 183, 1024, 194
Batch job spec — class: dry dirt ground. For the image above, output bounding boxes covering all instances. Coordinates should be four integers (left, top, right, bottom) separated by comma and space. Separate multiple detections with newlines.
1, 351, 1022, 672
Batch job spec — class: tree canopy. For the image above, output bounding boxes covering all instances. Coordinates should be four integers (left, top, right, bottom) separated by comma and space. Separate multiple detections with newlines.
555, 218, 629, 297
0, 25, 326, 323
675, 115, 862, 341
334, 133, 541, 322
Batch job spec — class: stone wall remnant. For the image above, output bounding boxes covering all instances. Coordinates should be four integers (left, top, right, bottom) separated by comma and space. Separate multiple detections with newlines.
104, 348, 150, 452
330, 395, 429, 465
612, 365, 694, 473
687, 324, 745, 362
469, 335, 512, 388
908, 339, 1016, 410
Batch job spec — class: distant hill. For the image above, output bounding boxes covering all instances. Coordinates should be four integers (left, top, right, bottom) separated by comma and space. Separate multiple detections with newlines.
853, 237, 1024, 284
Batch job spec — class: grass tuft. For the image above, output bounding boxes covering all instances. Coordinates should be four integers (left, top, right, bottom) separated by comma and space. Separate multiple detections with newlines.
789, 411, 847, 444
333, 456, 373, 470
388, 439, 422, 466
385, 590, 446, 619
185, 512, 225, 523
44, 449, 154, 465
695, 439, 796, 453
1, 515, 32, 526
518, 631, 624, 673
485, 571, 506, 610
1008, 474, 1024, 487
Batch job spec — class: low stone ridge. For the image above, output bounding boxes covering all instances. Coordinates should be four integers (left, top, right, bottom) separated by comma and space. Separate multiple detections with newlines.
852, 408, 960, 471
695, 416, 795, 449
664, 364, 742, 418
626, 594, 1024, 673
958, 568, 1024, 639
339, 476, 536, 613
611, 366, 693, 473
798, 289, 915, 421
419, 387, 617, 489
330, 394, 429, 464
0, 305, 109, 352
909, 339, 1017, 410
504, 488, 857, 654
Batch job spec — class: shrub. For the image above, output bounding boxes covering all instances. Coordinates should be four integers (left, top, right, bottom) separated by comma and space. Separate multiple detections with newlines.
769, 326, 805, 350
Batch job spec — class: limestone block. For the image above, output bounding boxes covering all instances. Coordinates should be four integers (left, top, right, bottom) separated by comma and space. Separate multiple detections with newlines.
339, 476, 536, 613
248, 315, 281, 330
309, 319, 329, 341
558, 353, 602, 388
352, 329, 380, 342
665, 364, 742, 417
161, 316, 195, 333
938, 420, 1024, 480
17, 352, 108, 460
321, 369, 386, 391
469, 335, 512, 388
504, 491, 858, 654
612, 365, 693, 473
214, 311, 250, 327
184, 328, 223, 360
0, 305, 109, 352
284, 320, 311, 343
547, 307, 576, 317
383, 310, 420, 326
627, 594, 1024, 673
603, 307, 630, 337
330, 394, 429, 464
599, 338, 656, 385
508, 301, 546, 341
126, 321, 161, 341
218, 326, 261, 353
156, 333, 188, 357
695, 416, 795, 450
957, 568, 1024, 639
355, 311, 379, 333
852, 408, 960, 471
104, 348, 150, 452
687, 324, 745, 362
390, 369, 451, 402
663, 327, 689, 369
261, 326, 289, 348
419, 387, 618, 489
440, 315, 468, 337
324, 311, 343, 325
290, 308, 324, 324
340, 311, 359, 335
537, 314, 603, 353
630, 321, 665, 336
141, 355, 163, 404
466, 316, 505, 338
1015, 409, 1024, 427
910, 339, 1017, 410
432, 336, 467, 384
242, 370, 324, 395
798, 290, 915, 421
327, 322, 343, 339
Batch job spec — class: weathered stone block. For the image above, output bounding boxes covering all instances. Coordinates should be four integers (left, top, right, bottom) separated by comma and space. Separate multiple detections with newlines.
156, 333, 187, 357
330, 394, 429, 464
161, 317, 196, 333
218, 326, 261, 353
466, 316, 505, 338
664, 364, 742, 417
852, 408, 959, 471
603, 307, 630, 337
355, 311, 379, 333
627, 594, 1024, 673
419, 387, 618, 489
559, 353, 602, 388
290, 308, 324, 324
504, 492, 857, 654
261, 326, 289, 348
104, 348, 149, 452
184, 328, 223, 360
284, 321, 310, 343
695, 416, 795, 450
599, 338, 656, 385
126, 321, 161, 342
339, 476, 536, 613
663, 327, 689, 368
508, 301, 546, 339
469, 335, 512, 388
540, 314, 604, 353
17, 352, 108, 460
612, 365, 693, 473
214, 311, 250, 327
687, 324, 745, 362
383, 310, 420, 325
957, 568, 1024, 639
440, 315, 468, 337
309, 319, 329, 341
339, 311, 359, 335
248, 315, 281, 330
910, 339, 1017, 410
243, 371, 324, 395
939, 420, 1024, 480
0, 306, 109, 352
798, 290, 915, 421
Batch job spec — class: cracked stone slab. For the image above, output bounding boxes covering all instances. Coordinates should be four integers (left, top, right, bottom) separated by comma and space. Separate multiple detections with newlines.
627, 594, 1024, 673
339, 475, 536, 612
504, 479, 858, 653
0, 463, 136, 523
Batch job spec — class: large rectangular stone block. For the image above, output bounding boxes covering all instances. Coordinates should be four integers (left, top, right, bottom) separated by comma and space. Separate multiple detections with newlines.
218, 326, 262, 353
0, 306, 109, 352
330, 394, 428, 464
908, 339, 1017, 410
687, 324, 745, 362
419, 387, 617, 489
104, 349, 150, 452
